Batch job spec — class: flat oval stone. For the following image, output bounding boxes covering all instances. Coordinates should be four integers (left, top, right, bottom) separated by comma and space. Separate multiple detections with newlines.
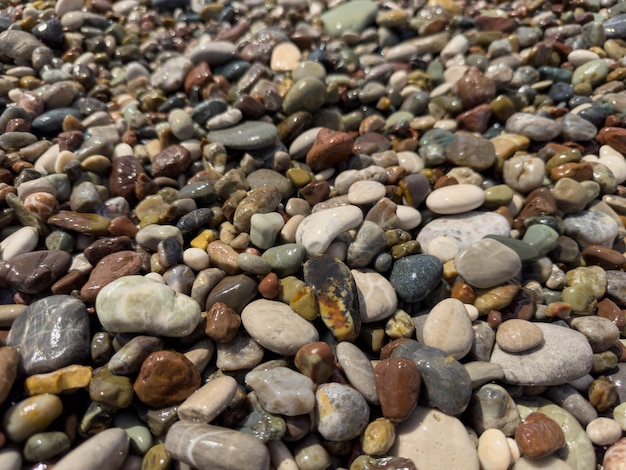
6, 295, 90, 375
178, 376, 238, 423
80, 251, 142, 303
352, 269, 397, 323
133, 350, 201, 408
205, 274, 257, 313
53, 428, 129, 470
336, 342, 378, 404
261, 243, 306, 277
571, 316, 620, 353
422, 298, 473, 360
374, 357, 420, 423
477, 428, 512, 470
241, 299, 319, 356
321, 0, 377, 36
348, 180, 386, 205
389, 254, 443, 303
245, 367, 315, 416
315, 383, 370, 441
391, 340, 472, 415
563, 211, 619, 248
23, 431, 71, 462
391, 406, 479, 469
425, 184, 485, 215
303, 256, 360, 342
283, 78, 328, 116
496, 319, 544, 353
490, 323, 593, 386
95, 275, 201, 338
108, 335, 163, 376
505, 113, 562, 141
47, 211, 111, 236
215, 333, 264, 371
456, 238, 522, 289
135, 224, 183, 252
296, 205, 363, 256
165, 422, 270, 470
2, 394, 63, 442
208, 121, 277, 150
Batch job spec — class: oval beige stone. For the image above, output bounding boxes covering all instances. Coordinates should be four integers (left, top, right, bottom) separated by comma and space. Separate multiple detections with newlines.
422, 298, 473, 360
496, 319, 544, 353
425, 184, 485, 215
478, 428, 512, 470
241, 299, 319, 355
177, 375, 238, 423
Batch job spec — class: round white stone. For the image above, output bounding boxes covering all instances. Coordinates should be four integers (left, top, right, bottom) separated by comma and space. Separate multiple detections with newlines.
422, 298, 474, 360
478, 428, 512, 470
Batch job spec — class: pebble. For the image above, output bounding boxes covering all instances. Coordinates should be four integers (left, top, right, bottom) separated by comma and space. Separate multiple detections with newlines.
586, 417, 622, 446
425, 184, 485, 215
491, 323, 593, 386
2, 394, 63, 443
336, 341, 378, 404
496, 319, 544, 353
456, 238, 522, 289
478, 428, 512, 470
389, 254, 443, 303
422, 298, 473, 360
374, 357, 420, 423
245, 366, 315, 416
563, 210, 619, 247
315, 382, 370, 441
352, 269, 397, 323
178, 375, 237, 423
54, 428, 130, 470
95, 275, 201, 337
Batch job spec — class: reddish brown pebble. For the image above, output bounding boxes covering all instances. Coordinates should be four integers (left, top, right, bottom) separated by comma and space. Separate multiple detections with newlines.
515, 412, 565, 459
80, 251, 142, 303
604, 437, 626, 470
454, 66, 496, 109
588, 376, 618, 412
108, 216, 139, 238
596, 127, 626, 153
549, 162, 594, 182
151, 144, 191, 178
0, 431, 5, 448
582, 245, 626, 270
305, 128, 353, 172
513, 187, 557, 230
379, 338, 413, 360
133, 350, 201, 407
108, 155, 146, 202
51, 270, 88, 295
451, 280, 476, 304
374, 357, 420, 423
184, 62, 212, 94
294, 341, 336, 383
258, 272, 280, 299
204, 302, 241, 344
0, 346, 19, 403
545, 302, 571, 319
597, 298, 626, 329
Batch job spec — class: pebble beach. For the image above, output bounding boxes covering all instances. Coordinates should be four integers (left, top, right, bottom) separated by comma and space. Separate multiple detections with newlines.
0, 0, 626, 468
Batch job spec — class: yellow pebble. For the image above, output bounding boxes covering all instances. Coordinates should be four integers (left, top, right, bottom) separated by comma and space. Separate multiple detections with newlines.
25, 365, 93, 396
443, 260, 457, 282
190, 229, 214, 250
360, 418, 396, 455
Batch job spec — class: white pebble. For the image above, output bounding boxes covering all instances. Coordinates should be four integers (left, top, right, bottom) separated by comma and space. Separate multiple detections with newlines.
599, 145, 626, 184
465, 304, 479, 321
478, 428, 512, 470
586, 417, 622, 446
396, 151, 424, 173
182, 248, 210, 271
0, 226, 38, 261
348, 180, 386, 205
426, 236, 459, 262
425, 184, 485, 215
396, 205, 422, 231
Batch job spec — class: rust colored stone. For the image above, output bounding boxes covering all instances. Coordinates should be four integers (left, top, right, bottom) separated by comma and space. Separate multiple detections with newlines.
379, 338, 412, 360
133, 350, 201, 408
596, 127, 626, 153
549, 162, 594, 182
305, 128, 353, 172
597, 298, 626, 329
513, 187, 557, 230
108, 216, 139, 238
454, 66, 496, 109
204, 302, 241, 344
294, 341, 336, 383
374, 357, 421, 423
80, 251, 142, 304
515, 412, 565, 459
451, 280, 476, 304
258, 272, 280, 299
582, 245, 626, 270
51, 270, 88, 296
456, 104, 492, 133
184, 61, 212, 95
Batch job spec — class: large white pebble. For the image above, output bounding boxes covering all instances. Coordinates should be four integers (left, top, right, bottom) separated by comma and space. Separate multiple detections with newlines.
586, 417, 622, 446
422, 298, 473, 360
478, 428, 512, 470
295, 205, 363, 256
425, 184, 484, 215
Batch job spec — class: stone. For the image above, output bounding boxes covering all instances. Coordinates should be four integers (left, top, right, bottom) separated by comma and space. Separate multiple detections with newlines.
233, 185, 282, 233
306, 128, 353, 172
303, 256, 361, 342
425, 184, 485, 215
177, 375, 237, 423
23, 431, 71, 462
604, 437, 626, 470
0, 250, 71, 294
294, 341, 336, 384
336, 342, 378, 404
445, 133, 496, 171
478, 428, 512, 470
315, 383, 370, 441
422, 298, 473, 360
245, 367, 315, 416
89, 365, 134, 408
6, 295, 89, 375
563, 210, 619, 248
296, 206, 363, 257
471, 383, 521, 436
496, 319, 544, 353
95, 275, 201, 337
321, 0, 377, 36
505, 113, 562, 141
571, 316, 620, 353
241, 299, 319, 355
490, 323, 593, 386
361, 418, 396, 456
108, 335, 163, 376
352, 269, 397, 323
0, 346, 18, 403
165, 422, 270, 470
207, 121, 277, 151
586, 417, 622, 446
2, 394, 63, 443
53, 428, 129, 470
389, 254, 443, 303
347, 221, 387, 268
375, 357, 420, 423
515, 412, 566, 460
391, 406, 479, 469
80, 251, 142, 303
133, 350, 201, 407
215, 333, 264, 371
113, 410, 153, 455
391, 340, 471, 415
24, 364, 92, 396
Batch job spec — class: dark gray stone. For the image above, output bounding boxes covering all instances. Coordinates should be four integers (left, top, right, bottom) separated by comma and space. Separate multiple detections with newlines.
389, 254, 443, 303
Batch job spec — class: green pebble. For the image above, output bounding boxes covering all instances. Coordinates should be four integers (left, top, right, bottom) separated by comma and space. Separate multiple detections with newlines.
561, 285, 596, 315
261, 243, 306, 277
89, 366, 134, 408
482, 185, 514, 209
24, 431, 71, 462
391, 240, 421, 259
572, 59, 608, 86
522, 224, 560, 257
45, 229, 75, 252
592, 351, 618, 374
483, 235, 539, 263
114, 410, 154, 455
385, 111, 415, 130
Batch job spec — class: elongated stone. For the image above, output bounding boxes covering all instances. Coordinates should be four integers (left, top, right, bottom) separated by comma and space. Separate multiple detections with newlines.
165, 422, 270, 470
2, 394, 63, 442
245, 367, 316, 416
303, 255, 361, 342
296, 206, 364, 257
53, 428, 130, 470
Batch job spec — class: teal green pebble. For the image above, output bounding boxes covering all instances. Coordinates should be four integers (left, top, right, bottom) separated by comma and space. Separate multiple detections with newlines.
24, 431, 71, 462
571, 59, 609, 86
113, 410, 153, 455
261, 243, 306, 277
522, 224, 560, 257
320, 0, 378, 37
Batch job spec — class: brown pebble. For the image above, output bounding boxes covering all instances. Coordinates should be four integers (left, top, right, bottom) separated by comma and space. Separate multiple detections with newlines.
51, 270, 88, 295
133, 350, 201, 408
451, 280, 476, 304
151, 144, 191, 179
374, 357, 420, 423
204, 302, 241, 344
545, 302, 571, 320
513, 187, 557, 230
258, 272, 280, 299
305, 128, 353, 172
108, 216, 139, 238
596, 127, 626, 153
80, 251, 142, 303
300, 180, 331, 207
597, 298, 626, 329
549, 162, 594, 182
294, 341, 336, 383
515, 412, 565, 459
379, 338, 413, 360
588, 376, 618, 412
454, 66, 496, 109
456, 104, 492, 133
0, 346, 19, 403
582, 245, 626, 270
184, 62, 212, 94
108, 155, 146, 203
